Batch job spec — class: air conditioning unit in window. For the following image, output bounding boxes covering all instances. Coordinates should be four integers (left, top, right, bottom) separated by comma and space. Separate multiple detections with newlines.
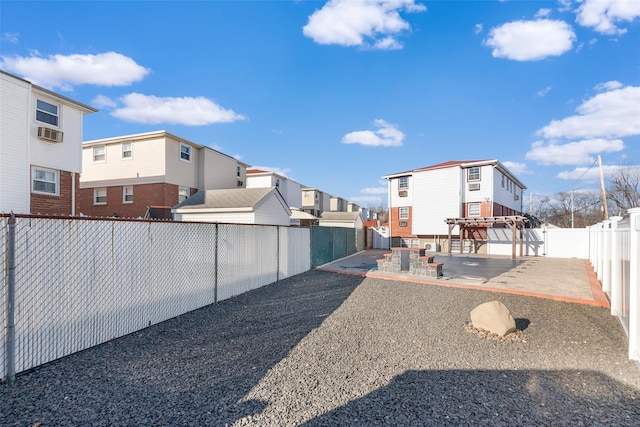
398, 190, 408, 197
468, 183, 480, 191
37, 127, 63, 143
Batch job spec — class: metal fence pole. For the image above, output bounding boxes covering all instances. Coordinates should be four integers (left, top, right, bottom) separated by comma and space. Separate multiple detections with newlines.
276, 226, 280, 282
6, 214, 16, 384
214, 223, 218, 304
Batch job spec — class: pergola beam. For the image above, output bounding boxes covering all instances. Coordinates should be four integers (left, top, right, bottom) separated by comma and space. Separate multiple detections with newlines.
444, 216, 528, 259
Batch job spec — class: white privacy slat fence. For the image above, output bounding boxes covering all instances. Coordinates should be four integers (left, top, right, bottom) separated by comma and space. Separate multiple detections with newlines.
1, 215, 311, 381
588, 208, 640, 362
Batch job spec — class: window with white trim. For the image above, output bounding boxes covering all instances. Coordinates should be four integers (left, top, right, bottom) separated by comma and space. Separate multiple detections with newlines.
122, 186, 133, 203
501, 175, 505, 188
93, 146, 106, 162
178, 186, 189, 202
467, 167, 480, 181
122, 142, 132, 159
237, 165, 241, 177
468, 202, 481, 216
31, 167, 59, 195
94, 188, 107, 205
180, 143, 191, 162
399, 207, 409, 219
399, 176, 408, 189
36, 99, 59, 127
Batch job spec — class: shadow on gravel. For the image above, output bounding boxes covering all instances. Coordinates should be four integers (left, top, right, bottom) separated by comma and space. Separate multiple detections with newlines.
0, 270, 364, 427
302, 369, 640, 426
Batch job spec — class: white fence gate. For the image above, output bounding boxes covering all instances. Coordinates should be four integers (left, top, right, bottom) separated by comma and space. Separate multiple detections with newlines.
487, 227, 589, 259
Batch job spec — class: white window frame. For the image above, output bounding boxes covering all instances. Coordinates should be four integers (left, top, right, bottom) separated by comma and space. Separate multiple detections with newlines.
35, 99, 59, 127
122, 186, 134, 203
31, 166, 59, 195
178, 186, 189, 202
501, 175, 505, 188
237, 165, 241, 177
180, 143, 191, 162
399, 207, 409, 219
468, 202, 481, 217
467, 167, 480, 182
399, 176, 408, 189
93, 146, 106, 163
94, 187, 107, 205
122, 142, 132, 160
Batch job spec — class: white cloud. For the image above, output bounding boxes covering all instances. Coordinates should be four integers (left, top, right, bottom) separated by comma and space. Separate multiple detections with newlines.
535, 8, 552, 18
91, 95, 117, 109
303, 0, 426, 50
525, 139, 625, 165
537, 86, 552, 97
474, 24, 483, 34
342, 119, 405, 147
556, 164, 632, 180
2, 32, 19, 43
502, 161, 530, 175
0, 52, 150, 90
575, 0, 640, 35
537, 85, 640, 139
360, 187, 388, 195
350, 195, 384, 205
594, 80, 623, 92
111, 93, 246, 126
484, 19, 576, 61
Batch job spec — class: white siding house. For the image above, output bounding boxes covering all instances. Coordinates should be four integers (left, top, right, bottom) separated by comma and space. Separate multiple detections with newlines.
172, 187, 292, 226
383, 160, 526, 250
0, 70, 97, 215
246, 169, 302, 209
318, 211, 364, 229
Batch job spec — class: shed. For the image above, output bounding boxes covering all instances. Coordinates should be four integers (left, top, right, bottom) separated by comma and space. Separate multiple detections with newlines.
318, 211, 364, 229
172, 187, 291, 226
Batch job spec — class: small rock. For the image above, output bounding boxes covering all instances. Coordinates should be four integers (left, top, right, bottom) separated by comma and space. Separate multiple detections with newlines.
470, 300, 516, 336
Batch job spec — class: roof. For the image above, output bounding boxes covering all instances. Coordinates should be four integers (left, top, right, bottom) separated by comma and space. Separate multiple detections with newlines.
172, 187, 289, 214
289, 208, 318, 220
319, 211, 362, 222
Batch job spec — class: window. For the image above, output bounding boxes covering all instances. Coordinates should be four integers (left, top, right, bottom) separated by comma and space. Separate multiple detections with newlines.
36, 99, 59, 126
468, 203, 481, 216
501, 175, 505, 188
93, 146, 106, 162
399, 176, 408, 189
122, 186, 133, 203
275, 178, 280, 188
122, 142, 132, 159
399, 207, 409, 219
467, 167, 480, 181
237, 165, 241, 177
32, 167, 59, 195
94, 188, 107, 205
178, 186, 189, 202
180, 143, 191, 162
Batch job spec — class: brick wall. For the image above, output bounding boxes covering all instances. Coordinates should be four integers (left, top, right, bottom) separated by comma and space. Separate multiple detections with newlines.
390, 206, 414, 238
77, 182, 188, 218
30, 170, 76, 215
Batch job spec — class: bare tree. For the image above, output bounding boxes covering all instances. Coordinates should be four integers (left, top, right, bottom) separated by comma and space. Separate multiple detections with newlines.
535, 191, 602, 227
607, 166, 640, 216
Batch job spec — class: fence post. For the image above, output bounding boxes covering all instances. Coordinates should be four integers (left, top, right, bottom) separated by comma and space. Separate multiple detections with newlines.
214, 223, 218, 304
6, 214, 16, 384
276, 226, 280, 282
628, 208, 640, 361
609, 217, 623, 317
602, 219, 612, 294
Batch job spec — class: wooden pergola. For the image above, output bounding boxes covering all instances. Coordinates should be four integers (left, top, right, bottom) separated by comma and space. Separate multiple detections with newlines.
445, 215, 529, 259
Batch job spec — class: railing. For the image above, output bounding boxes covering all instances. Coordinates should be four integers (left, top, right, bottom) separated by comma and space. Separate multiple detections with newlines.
588, 207, 640, 361
1, 215, 311, 382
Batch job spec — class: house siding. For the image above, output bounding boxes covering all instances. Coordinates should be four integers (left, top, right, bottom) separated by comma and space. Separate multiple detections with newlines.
0, 73, 30, 213
413, 167, 461, 235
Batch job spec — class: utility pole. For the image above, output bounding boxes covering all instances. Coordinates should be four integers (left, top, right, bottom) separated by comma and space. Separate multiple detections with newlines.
529, 192, 533, 216
570, 189, 575, 228
597, 155, 609, 220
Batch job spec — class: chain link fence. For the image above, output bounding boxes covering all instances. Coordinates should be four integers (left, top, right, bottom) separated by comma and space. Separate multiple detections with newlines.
1, 215, 311, 382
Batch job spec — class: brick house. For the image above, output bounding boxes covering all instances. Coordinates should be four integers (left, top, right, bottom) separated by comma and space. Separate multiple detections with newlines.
78, 131, 250, 218
0, 70, 97, 215
383, 160, 527, 252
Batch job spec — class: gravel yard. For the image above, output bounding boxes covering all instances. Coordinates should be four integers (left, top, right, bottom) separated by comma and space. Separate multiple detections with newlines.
2, 269, 639, 426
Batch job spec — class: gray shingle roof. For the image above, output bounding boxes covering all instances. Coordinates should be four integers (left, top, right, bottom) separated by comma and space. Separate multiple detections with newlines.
173, 187, 280, 210
319, 211, 362, 221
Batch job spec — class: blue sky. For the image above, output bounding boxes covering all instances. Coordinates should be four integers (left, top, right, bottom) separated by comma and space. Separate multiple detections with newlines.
2, 0, 639, 209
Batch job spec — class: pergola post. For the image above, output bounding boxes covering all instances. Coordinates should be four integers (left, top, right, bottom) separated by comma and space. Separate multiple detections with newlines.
510, 220, 516, 260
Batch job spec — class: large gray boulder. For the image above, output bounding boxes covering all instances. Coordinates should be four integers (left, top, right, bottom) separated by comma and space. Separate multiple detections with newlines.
470, 301, 516, 336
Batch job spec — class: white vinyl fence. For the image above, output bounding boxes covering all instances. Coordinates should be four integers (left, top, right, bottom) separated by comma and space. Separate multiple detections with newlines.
0, 215, 311, 382
487, 227, 590, 259
588, 208, 640, 362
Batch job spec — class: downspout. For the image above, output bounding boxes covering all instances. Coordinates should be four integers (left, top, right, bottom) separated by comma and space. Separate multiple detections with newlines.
71, 172, 76, 216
